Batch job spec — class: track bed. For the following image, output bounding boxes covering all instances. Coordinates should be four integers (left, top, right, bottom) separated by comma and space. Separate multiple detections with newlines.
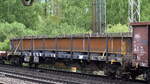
0, 64, 146, 84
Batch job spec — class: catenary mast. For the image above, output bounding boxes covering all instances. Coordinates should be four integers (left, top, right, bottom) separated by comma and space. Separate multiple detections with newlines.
128, 0, 140, 23
92, 0, 106, 33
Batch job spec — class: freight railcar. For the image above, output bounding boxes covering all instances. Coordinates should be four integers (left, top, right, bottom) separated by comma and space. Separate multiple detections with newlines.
2, 22, 150, 81
11, 33, 132, 59
9, 33, 132, 77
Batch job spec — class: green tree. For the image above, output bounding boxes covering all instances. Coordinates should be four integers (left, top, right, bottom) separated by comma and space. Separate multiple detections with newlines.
106, 0, 128, 24
141, 0, 150, 21
0, 39, 10, 50
0, 0, 150, 51
0, 22, 36, 41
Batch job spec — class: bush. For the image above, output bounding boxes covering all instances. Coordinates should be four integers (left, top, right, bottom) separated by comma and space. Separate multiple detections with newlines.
0, 22, 38, 50
106, 24, 129, 33
0, 39, 10, 50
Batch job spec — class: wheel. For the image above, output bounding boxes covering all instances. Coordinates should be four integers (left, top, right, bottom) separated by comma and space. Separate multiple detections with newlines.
123, 74, 130, 80
10, 57, 22, 66
29, 63, 33, 68
10, 58, 16, 65
104, 63, 120, 77
34, 63, 39, 68
131, 74, 136, 80
116, 67, 123, 78
0, 60, 4, 64
103, 65, 111, 76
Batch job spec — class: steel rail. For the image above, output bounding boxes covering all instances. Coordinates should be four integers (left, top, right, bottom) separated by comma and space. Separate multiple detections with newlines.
0, 64, 146, 84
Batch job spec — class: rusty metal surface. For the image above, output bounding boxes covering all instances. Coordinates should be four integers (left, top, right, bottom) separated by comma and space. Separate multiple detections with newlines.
57, 39, 71, 50
45, 39, 55, 50
132, 23, 149, 67
11, 36, 132, 55
130, 22, 150, 26
23, 40, 32, 50
33, 39, 43, 50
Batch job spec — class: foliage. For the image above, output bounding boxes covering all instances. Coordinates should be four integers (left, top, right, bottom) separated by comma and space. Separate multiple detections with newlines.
0, 22, 36, 41
36, 15, 91, 36
0, 39, 10, 50
106, 0, 128, 24
106, 24, 129, 33
106, 0, 150, 23
0, 21, 37, 50
0, 0, 150, 50
141, 0, 150, 21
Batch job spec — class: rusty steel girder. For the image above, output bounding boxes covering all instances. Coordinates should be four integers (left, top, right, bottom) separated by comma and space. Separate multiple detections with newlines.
10, 33, 132, 56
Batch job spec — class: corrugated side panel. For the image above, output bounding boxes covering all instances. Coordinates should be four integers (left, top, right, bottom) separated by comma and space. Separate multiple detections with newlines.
33, 39, 43, 50
22, 39, 32, 50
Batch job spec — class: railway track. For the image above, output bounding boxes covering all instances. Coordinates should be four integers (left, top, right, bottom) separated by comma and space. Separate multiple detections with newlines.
0, 64, 147, 84
0, 66, 63, 84
0, 71, 58, 84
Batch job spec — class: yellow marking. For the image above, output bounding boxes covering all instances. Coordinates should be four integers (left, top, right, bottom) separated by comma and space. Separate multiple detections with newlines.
111, 59, 117, 64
